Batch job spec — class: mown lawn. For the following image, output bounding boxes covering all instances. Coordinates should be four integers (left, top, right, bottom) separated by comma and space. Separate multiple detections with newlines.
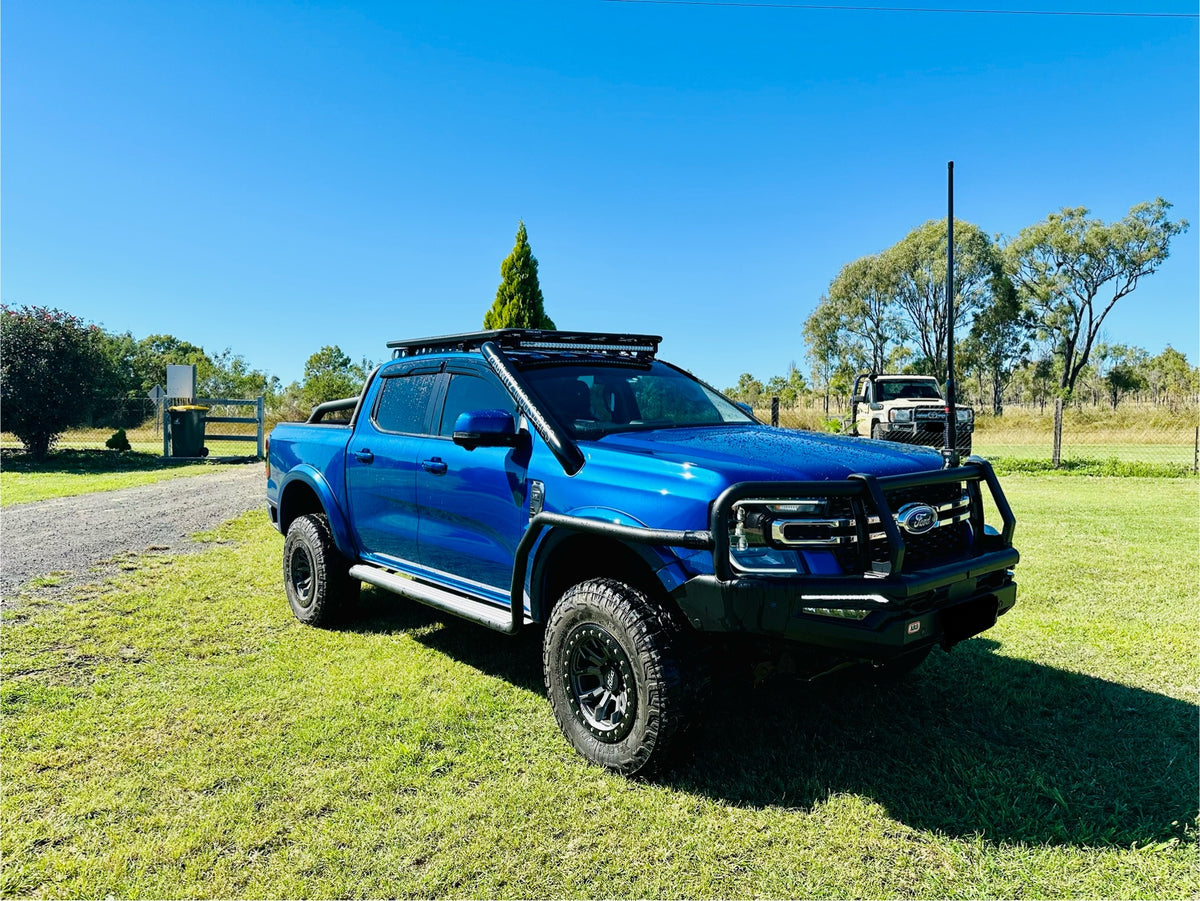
0, 451, 237, 507
2, 477, 1196, 898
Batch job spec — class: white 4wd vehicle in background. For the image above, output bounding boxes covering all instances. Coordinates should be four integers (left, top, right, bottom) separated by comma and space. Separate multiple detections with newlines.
849, 373, 973, 456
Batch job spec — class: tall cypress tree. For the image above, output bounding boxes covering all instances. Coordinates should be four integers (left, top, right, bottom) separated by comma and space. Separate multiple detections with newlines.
483, 221, 556, 330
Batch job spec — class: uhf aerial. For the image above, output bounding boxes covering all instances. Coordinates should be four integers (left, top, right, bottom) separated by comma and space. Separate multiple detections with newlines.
942, 161, 959, 469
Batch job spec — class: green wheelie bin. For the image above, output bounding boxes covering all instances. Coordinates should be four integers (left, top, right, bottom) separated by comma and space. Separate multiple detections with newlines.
169, 405, 209, 457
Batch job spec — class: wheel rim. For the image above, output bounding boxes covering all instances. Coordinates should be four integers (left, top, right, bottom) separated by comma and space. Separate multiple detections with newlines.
288, 544, 316, 608
563, 624, 637, 743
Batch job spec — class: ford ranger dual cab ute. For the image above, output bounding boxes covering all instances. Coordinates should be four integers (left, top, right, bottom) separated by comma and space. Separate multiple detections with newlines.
266, 330, 1018, 774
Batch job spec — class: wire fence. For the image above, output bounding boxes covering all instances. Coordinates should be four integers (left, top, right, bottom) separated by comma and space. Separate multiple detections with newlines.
4, 395, 1197, 473
1, 398, 264, 459
757, 397, 1200, 474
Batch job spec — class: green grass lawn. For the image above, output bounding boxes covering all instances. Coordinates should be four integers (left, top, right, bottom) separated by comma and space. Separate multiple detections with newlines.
2, 478, 1196, 898
975, 441, 1196, 468
0, 450, 240, 506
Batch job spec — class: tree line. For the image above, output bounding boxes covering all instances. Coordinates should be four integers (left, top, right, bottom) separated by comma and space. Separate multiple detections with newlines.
0, 304, 376, 458
725, 199, 1194, 420
4, 211, 1192, 460
0, 222, 549, 459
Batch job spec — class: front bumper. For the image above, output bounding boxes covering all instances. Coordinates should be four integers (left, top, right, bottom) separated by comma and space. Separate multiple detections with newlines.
672, 547, 1018, 660
878, 421, 973, 442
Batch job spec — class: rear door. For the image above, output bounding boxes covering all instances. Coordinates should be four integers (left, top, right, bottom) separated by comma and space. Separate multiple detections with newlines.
415, 362, 528, 596
345, 362, 441, 566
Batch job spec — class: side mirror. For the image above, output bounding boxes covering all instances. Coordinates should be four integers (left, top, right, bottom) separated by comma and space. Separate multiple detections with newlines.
851, 395, 866, 405
453, 409, 519, 451
735, 402, 754, 416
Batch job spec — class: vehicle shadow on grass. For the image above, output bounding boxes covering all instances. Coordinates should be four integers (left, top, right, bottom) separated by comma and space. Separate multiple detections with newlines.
347, 586, 546, 694
671, 638, 1198, 848
345, 592, 1196, 848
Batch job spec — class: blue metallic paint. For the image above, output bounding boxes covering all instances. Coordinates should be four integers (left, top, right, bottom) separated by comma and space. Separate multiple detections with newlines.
269, 357, 959, 619
275, 464, 357, 559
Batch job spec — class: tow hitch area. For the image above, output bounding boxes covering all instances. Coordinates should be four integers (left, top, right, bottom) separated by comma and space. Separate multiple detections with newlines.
942, 595, 1000, 646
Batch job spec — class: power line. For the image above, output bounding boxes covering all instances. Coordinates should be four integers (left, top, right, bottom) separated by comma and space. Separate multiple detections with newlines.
602, 0, 1199, 18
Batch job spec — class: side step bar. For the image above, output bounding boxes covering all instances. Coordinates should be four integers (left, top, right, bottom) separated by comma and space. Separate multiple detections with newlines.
349, 564, 531, 634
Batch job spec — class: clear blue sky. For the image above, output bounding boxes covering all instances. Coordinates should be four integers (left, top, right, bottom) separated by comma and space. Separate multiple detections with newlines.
5, 0, 1197, 391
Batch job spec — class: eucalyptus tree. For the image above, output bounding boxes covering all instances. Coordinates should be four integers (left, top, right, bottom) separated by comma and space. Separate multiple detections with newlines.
826, 253, 909, 373
1004, 198, 1187, 399
888, 219, 1002, 379
803, 293, 868, 414
959, 275, 1031, 416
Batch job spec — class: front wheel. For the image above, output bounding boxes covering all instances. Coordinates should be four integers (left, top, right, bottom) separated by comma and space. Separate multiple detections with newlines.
543, 579, 691, 775
283, 513, 359, 627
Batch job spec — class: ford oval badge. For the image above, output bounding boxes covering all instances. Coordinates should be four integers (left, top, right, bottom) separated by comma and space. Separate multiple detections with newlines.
897, 503, 938, 536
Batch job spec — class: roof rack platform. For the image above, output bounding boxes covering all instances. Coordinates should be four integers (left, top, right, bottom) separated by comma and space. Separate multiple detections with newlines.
387, 329, 662, 360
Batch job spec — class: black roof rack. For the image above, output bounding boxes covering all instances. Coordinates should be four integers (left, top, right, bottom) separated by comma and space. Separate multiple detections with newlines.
386, 329, 661, 361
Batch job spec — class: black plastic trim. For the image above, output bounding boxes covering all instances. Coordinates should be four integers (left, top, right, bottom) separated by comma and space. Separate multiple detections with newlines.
481, 341, 587, 476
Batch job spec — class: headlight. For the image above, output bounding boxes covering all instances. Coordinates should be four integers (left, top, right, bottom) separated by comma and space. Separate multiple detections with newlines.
956, 408, 973, 422
890, 409, 912, 422
729, 497, 852, 575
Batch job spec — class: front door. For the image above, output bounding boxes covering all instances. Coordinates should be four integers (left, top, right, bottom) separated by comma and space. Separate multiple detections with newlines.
416, 367, 528, 599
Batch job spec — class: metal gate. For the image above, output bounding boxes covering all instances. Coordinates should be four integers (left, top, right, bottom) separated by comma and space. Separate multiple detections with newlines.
162, 396, 265, 458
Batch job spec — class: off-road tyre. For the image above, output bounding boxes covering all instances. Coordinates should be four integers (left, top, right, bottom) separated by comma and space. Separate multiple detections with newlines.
283, 513, 359, 627
871, 422, 884, 441
543, 578, 693, 775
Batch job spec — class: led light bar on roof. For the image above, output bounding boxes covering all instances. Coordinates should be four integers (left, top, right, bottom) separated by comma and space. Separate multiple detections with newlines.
518, 340, 657, 354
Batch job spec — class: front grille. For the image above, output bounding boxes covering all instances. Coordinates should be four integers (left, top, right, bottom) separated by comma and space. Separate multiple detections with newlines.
871, 519, 972, 569
885, 482, 964, 511
870, 481, 972, 570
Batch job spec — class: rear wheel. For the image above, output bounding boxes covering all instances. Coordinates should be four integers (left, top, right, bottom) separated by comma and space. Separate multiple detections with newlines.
283, 513, 359, 626
543, 578, 691, 775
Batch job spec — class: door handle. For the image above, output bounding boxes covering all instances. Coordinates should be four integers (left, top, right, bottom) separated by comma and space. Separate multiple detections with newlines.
354, 449, 374, 464
421, 458, 448, 475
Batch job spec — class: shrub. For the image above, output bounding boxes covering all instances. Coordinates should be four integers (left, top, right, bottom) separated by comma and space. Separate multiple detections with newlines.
105, 429, 132, 452
0, 306, 114, 459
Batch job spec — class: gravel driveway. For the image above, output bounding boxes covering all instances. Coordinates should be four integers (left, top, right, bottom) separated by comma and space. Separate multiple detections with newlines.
1, 464, 267, 606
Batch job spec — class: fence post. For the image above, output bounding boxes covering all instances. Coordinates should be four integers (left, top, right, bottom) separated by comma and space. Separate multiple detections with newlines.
1052, 397, 1064, 468
162, 405, 171, 458
257, 395, 265, 459
770, 396, 779, 427
1194, 426, 1198, 475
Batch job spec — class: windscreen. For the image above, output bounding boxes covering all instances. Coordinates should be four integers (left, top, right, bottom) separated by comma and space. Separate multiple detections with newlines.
878, 379, 943, 401
521, 360, 754, 438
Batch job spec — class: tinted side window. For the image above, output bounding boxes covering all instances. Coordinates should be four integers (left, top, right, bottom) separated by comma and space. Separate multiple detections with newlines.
374, 373, 437, 434
438, 374, 516, 436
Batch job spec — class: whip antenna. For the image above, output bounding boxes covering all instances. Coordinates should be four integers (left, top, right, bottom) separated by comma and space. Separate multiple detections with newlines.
942, 161, 959, 468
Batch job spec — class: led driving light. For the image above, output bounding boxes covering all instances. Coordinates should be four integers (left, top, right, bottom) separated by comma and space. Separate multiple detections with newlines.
800, 607, 871, 621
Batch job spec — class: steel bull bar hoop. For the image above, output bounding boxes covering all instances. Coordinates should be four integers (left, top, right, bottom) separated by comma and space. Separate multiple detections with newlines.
708, 460, 1017, 582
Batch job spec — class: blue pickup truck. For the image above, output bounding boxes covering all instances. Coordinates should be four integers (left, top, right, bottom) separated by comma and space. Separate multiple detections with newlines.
267, 330, 1018, 774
